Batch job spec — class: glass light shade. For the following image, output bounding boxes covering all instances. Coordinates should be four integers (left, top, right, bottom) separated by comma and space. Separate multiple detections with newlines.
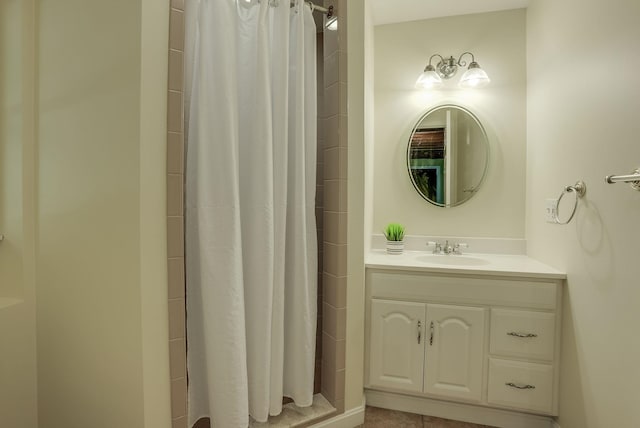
415, 68, 443, 90
459, 62, 490, 88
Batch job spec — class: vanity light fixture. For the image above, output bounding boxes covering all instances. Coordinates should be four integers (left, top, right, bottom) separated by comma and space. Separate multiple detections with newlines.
416, 52, 490, 90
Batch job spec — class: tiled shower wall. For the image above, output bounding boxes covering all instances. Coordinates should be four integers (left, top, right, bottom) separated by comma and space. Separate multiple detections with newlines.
165, 1, 347, 427
320, 0, 348, 413
166, 1, 187, 428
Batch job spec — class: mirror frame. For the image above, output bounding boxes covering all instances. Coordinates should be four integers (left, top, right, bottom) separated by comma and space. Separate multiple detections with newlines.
406, 104, 489, 208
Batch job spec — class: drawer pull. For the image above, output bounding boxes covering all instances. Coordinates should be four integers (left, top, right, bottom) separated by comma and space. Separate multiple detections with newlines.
505, 382, 536, 390
507, 331, 538, 338
417, 320, 422, 344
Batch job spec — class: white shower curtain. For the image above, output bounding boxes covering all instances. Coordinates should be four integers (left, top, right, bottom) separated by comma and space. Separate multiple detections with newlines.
185, 0, 318, 426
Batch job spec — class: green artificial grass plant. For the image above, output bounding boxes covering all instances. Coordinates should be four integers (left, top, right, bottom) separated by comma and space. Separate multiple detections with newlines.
384, 223, 405, 241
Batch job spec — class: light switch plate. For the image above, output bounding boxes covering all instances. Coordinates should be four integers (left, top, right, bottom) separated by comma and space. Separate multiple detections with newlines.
545, 199, 558, 223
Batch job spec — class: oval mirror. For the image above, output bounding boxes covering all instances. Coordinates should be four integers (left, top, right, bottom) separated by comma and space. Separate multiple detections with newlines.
407, 104, 489, 207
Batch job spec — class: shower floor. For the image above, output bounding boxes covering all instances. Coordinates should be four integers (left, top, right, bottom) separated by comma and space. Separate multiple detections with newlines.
249, 394, 336, 428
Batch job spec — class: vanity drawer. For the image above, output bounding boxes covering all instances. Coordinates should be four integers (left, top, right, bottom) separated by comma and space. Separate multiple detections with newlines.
487, 358, 554, 414
368, 271, 559, 310
490, 309, 555, 361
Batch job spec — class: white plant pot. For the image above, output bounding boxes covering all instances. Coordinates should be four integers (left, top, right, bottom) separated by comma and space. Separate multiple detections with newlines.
386, 240, 404, 255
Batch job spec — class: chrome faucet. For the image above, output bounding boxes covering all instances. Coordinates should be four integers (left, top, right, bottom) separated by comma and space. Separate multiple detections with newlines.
427, 240, 469, 255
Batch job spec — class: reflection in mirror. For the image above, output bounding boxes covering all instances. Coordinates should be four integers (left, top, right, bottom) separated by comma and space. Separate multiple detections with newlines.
407, 104, 489, 207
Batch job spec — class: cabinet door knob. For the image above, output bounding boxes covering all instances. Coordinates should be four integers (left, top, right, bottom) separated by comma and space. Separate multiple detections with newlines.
505, 382, 536, 390
417, 320, 422, 344
507, 332, 538, 338
429, 321, 434, 346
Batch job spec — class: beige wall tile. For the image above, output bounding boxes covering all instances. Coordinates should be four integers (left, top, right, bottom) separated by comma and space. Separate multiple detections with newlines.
323, 212, 346, 245
170, 0, 185, 11
324, 147, 339, 180
168, 298, 186, 340
323, 273, 346, 309
315, 206, 324, 230
167, 91, 183, 133
337, 84, 347, 116
322, 302, 337, 339
167, 174, 183, 216
171, 377, 187, 418
169, 338, 186, 380
168, 49, 184, 92
323, 26, 338, 59
172, 416, 187, 428
334, 369, 345, 400
169, 9, 185, 51
324, 51, 339, 87
317, 117, 326, 144
323, 242, 343, 276
338, 114, 348, 147
324, 115, 339, 149
316, 160, 324, 184
338, 51, 348, 83
338, 114, 348, 148
315, 184, 324, 208
321, 359, 336, 404
167, 132, 184, 174
167, 216, 184, 258
335, 306, 346, 340
322, 332, 336, 366
338, 179, 347, 213
324, 211, 338, 243
324, 83, 339, 117
324, 180, 339, 212
168, 257, 185, 300
336, 0, 348, 51
323, 243, 346, 277
335, 339, 345, 370
338, 147, 348, 179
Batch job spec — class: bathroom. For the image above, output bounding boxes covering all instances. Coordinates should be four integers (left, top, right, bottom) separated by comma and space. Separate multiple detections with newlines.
0, 0, 639, 427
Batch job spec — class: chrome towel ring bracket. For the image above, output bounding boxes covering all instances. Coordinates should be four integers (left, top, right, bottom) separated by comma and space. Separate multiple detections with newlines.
553, 180, 586, 225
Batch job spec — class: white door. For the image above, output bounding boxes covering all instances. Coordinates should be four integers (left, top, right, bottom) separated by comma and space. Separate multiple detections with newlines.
424, 304, 485, 401
369, 299, 426, 392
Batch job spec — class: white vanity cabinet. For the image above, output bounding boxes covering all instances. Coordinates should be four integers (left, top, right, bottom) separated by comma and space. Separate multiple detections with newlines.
365, 266, 564, 427
369, 300, 485, 400
369, 299, 425, 393
423, 304, 485, 402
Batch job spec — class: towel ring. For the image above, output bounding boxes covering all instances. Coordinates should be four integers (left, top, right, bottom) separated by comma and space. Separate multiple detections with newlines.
553, 181, 586, 225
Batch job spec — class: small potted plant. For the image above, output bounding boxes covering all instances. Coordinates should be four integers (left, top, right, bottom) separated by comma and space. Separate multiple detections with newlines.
384, 223, 405, 255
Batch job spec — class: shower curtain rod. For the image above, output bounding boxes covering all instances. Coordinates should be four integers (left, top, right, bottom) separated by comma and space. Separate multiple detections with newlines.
291, 1, 334, 17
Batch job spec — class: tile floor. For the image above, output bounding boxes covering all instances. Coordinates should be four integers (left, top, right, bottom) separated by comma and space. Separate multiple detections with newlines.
359, 406, 493, 428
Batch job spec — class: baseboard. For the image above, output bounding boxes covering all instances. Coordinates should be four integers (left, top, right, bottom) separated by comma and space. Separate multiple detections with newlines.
308, 397, 366, 428
366, 389, 554, 428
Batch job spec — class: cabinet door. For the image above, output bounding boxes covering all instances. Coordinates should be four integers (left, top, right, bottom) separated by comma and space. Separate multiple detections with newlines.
369, 299, 426, 392
424, 304, 485, 402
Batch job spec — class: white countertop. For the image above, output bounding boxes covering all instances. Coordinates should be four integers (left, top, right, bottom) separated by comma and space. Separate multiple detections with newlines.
366, 250, 566, 280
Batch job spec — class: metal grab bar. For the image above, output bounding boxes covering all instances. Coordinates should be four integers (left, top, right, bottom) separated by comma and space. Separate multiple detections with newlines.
605, 167, 640, 191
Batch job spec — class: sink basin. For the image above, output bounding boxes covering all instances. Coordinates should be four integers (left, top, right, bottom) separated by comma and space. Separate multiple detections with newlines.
416, 254, 490, 266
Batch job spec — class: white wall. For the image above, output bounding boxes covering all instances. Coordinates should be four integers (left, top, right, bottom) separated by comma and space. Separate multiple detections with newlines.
0, 1, 38, 426
36, 1, 170, 427
346, 0, 368, 412
374, 10, 526, 239
526, 1, 640, 427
